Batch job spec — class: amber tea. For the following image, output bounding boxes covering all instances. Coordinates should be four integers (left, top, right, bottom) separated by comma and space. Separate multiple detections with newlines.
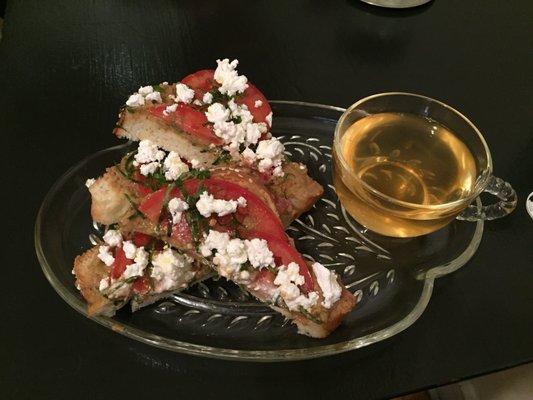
332, 112, 477, 237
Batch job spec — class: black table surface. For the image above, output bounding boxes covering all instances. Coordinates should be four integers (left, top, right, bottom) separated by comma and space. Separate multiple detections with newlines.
1, 1, 532, 399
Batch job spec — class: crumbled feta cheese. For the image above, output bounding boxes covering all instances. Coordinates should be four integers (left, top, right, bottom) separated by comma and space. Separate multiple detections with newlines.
163, 151, 189, 180
85, 178, 95, 188
205, 103, 231, 124
161, 81, 169, 86
244, 238, 274, 269
122, 241, 137, 260
98, 277, 110, 291
103, 229, 122, 247
195, 191, 246, 218
193, 99, 203, 106
265, 112, 273, 127
123, 247, 149, 280
241, 147, 256, 163
203, 92, 213, 104
134, 140, 166, 165
139, 161, 160, 176
200, 230, 231, 257
168, 198, 189, 224
226, 239, 248, 265
214, 58, 249, 96
254, 100, 263, 108
145, 91, 162, 103
126, 93, 145, 108
274, 262, 318, 311
175, 83, 195, 104
190, 159, 200, 168
97, 245, 115, 267
163, 103, 178, 116
255, 138, 285, 176
138, 86, 154, 96
151, 248, 192, 292
312, 262, 342, 308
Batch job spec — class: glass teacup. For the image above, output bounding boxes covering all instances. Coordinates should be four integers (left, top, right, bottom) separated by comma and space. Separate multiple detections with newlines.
332, 92, 517, 238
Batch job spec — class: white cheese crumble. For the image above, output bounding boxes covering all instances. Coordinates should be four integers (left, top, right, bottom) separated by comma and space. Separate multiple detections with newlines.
255, 138, 285, 177
274, 262, 319, 311
126, 93, 145, 108
163, 103, 178, 116
168, 198, 189, 224
190, 159, 201, 168
193, 99, 203, 106
254, 99, 263, 108
202, 92, 213, 104
145, 91, 162, 103
98, 277, 109, 291
151, 248, 192, 293
244, 239, 275, 269
175, 83, 195, 104
265, 112, 273, 127
312, 262, 342, 309
214, 58, 249, 96
85, 178, 95, 188
122, 247, 149, 279
97, 245, 115, 267
205, 103, 231, 125
138, 86, 154, 96
122, 240, 137, 259
103, 229, 122, 247
163, 151, 189, 180
134, 140, 166, 176
195, 191, 247, 218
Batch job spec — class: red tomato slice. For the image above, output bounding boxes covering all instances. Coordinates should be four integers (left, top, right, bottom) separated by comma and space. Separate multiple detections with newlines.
174, 103, 222, 144
132, 232, 153, 247
236, 83, 271, 126
138, 187, 179, 222
181, 69, 216, 100
171, 217, 192, 245
244, 231, 314, 293
184, 178, 287, 241
148, 103, 222, 145
138, 188, 167, 222
111, 247, 133, 280
132, 276, 151, 295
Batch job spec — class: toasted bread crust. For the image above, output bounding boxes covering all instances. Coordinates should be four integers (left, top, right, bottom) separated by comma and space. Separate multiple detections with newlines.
114, 108, 217, 166
73, 247, 117, 316
89, 166, 137, 225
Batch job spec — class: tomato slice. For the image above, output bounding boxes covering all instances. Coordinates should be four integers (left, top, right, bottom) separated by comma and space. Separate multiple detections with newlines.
138, 188, 166, 222
111, 247, 133, 280
171, 217, 192, 245
148, 103, 222, 145
174, 103, 222, 144
236, 83, 271, 126
244, 231, 314, 293
132, 232, 153, 247
181, 69, 216, 100
132, 276, 151, 295
184, 178, 287, 241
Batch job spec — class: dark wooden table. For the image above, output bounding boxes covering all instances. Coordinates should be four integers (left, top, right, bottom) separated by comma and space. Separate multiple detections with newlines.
1, 1, 532, 399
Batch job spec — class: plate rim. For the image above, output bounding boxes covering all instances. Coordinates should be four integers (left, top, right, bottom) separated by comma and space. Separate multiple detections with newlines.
35, 100, 484, 361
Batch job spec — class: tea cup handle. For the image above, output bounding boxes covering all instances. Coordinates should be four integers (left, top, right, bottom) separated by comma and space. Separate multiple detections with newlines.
457, 175, 517, 221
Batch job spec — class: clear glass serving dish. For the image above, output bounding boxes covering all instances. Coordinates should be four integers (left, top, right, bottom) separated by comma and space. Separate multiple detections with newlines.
35, 101, 483, 361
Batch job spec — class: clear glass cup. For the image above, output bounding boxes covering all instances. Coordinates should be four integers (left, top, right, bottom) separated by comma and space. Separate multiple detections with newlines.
332, 92, 517, 238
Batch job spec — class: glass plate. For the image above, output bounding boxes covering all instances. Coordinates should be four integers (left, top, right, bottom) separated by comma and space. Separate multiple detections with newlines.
35, 101, 484, 361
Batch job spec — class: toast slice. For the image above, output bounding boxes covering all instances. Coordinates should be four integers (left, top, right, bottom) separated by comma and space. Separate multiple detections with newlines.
73, 232, 212, 317
100, 167, 355, 337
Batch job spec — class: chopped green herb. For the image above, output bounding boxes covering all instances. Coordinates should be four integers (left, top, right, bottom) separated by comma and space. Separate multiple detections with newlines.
152, 84, 163, 92
124, 193, 145, 220
212, 150, 232, 165
298, 306, 323, 325
126, 106, 136, 114
231, 115, 242, 124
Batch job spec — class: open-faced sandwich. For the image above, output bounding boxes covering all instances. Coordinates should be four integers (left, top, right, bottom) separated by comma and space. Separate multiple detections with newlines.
75, 59, 355, 338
